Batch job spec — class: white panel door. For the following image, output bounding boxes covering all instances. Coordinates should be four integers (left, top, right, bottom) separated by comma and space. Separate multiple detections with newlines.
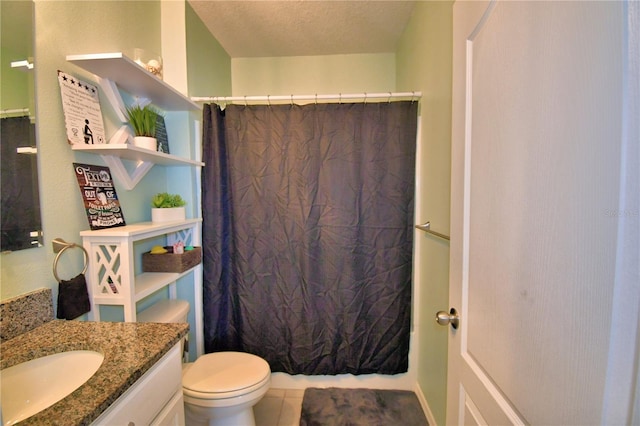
448, 1, 626, 424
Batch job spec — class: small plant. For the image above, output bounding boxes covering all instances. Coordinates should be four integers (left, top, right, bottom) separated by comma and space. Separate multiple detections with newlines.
152, 192, 186, 208
124, 104, 160, 137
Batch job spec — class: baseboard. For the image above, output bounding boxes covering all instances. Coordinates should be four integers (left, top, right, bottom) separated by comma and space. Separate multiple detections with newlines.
414, 383, 437, 426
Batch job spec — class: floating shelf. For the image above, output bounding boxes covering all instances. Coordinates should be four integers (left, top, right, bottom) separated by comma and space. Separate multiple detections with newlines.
72, 144, 203, 190
72, 144, 203, 167
67, 52, 204, 190
66, 52, 200, 111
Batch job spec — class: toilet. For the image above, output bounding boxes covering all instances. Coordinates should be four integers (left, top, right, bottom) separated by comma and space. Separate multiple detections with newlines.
137, 299, 271, 426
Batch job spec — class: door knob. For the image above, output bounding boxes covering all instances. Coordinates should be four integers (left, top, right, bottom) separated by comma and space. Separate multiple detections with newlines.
436, 308, 459, 329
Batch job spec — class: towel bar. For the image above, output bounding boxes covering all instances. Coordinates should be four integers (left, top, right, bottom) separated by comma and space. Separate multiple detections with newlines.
415, 222, 450, 241
52, 238, 89, 282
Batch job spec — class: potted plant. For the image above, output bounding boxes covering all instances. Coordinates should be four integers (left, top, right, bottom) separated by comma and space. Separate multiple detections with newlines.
151, 192, 186, 222
124, 104, 161, 150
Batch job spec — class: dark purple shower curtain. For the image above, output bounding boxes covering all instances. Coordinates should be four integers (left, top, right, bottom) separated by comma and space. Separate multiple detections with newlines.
1, 116, 40, 251
202, 102, 417, 375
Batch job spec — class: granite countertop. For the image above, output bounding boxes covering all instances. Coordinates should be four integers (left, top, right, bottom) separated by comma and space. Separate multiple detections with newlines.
0, 320, 189, 425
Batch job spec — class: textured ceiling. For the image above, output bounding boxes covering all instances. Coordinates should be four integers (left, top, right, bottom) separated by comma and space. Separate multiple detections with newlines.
187, 1, 416, 58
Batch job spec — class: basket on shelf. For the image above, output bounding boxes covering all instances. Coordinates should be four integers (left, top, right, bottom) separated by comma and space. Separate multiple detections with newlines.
142, 247, 202, 273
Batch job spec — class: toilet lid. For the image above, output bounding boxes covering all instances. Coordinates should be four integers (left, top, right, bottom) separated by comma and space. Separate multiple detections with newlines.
182, 352, 270, 394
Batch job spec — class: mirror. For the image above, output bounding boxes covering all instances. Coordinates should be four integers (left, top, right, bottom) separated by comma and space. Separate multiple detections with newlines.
1, 0, 43, 252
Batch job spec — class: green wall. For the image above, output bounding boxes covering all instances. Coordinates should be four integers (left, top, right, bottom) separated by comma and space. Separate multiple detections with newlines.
232, 53, 396, 97
186, 2, 231, 98
1, 0, 33, 112
396, 3, 453, 425
1, 48, 32, 112
1, 1, 165, 300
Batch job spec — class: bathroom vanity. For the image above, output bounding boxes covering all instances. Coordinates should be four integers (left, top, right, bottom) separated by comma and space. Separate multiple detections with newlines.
0, 319, 188, 425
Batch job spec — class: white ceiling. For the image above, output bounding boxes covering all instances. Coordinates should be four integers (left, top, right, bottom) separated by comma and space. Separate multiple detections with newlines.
187, 1, 416, 58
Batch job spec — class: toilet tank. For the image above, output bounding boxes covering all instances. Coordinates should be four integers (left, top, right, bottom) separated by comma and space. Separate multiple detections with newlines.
138, 299, 190, 323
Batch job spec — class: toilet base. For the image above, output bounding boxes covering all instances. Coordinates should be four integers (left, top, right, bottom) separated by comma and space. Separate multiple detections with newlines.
185, 402, 256, 426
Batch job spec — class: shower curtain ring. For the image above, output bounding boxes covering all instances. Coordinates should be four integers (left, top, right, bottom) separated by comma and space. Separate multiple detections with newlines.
364, 93, 367, 104
315, 94, 318, 105
388, 92, 392, 103
267, 95, 271, 107
339, 93, 342, 104
244, 95, 247, 107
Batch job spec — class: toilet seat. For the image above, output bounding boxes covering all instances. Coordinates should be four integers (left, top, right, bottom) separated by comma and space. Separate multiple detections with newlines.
182, 352, 271, 400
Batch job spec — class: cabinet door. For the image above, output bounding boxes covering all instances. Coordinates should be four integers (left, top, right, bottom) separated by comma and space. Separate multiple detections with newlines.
92, 345, 183, 425
150, 389, 185, 426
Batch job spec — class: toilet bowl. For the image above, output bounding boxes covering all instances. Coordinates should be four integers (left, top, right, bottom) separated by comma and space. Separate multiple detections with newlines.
182, 352, 271, 426
137, 300, 271, 426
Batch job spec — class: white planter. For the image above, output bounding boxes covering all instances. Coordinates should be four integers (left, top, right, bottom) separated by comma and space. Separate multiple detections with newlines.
134, 136, 157, 151
151, 207, 185, 223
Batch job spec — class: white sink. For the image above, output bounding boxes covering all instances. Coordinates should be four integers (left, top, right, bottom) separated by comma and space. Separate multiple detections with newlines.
0, 350, 104, 425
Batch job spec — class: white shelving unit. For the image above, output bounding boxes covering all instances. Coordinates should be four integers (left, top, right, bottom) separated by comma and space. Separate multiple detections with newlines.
70, 53, 204, 357
67, 52, 203, 190
80, 220, 203, 357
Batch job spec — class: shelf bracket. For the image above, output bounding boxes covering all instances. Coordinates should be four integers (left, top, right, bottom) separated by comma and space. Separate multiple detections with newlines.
102, 155, 154, 191
97, 77, 127, 122
110, 125, 133, 145
91, 77, 155, 190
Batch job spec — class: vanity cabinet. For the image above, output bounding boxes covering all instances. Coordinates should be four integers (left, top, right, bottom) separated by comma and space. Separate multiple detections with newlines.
69, 52, 204, 357
92, 343, 184, 425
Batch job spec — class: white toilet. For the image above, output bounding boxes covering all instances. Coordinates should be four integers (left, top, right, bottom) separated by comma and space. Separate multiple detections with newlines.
138, 299, 271, 426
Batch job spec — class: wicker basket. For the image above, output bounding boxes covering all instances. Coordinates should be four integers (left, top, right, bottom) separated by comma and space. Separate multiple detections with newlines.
142, 247, 202, 273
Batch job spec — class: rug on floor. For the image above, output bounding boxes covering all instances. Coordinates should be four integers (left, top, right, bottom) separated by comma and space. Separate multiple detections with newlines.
299, 387, 428, 426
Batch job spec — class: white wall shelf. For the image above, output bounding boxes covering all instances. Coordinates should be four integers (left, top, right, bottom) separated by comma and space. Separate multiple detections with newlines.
72, 143, 204, 166
66, 52, 200, 111
71, 144, 204, 191
67, 53, 204, 190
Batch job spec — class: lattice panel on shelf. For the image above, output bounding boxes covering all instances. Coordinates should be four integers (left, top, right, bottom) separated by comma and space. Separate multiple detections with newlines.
167, 228, 194, 246
94, 244, 122, 295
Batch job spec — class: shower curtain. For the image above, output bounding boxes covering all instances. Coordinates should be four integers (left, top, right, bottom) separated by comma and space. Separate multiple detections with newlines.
1, 116, 40, 251
202, 102, 417, 375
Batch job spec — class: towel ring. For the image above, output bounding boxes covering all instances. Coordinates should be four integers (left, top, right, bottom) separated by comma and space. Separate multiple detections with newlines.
52, 238, 88, 282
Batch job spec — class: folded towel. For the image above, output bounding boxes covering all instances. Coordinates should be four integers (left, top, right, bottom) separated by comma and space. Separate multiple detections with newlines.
57, 273, 90, 320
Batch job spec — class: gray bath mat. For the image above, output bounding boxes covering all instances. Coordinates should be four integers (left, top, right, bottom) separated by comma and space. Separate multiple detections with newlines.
300, 387, 428, 426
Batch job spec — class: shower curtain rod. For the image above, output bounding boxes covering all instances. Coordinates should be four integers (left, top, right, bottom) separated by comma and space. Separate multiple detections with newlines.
191, 91, 422, 104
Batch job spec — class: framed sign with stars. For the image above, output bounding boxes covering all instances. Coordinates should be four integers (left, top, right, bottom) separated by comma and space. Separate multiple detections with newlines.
58, 70, 106, 145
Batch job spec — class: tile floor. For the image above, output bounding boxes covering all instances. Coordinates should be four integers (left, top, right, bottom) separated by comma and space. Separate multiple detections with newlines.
254, 388, 304, 426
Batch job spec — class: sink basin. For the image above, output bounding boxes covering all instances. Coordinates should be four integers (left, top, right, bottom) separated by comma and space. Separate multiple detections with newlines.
1, 350, 104, 425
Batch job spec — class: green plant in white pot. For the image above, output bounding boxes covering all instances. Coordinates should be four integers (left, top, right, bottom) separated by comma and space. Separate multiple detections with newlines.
151, 192, 186, 222
125, 104, 161, 151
